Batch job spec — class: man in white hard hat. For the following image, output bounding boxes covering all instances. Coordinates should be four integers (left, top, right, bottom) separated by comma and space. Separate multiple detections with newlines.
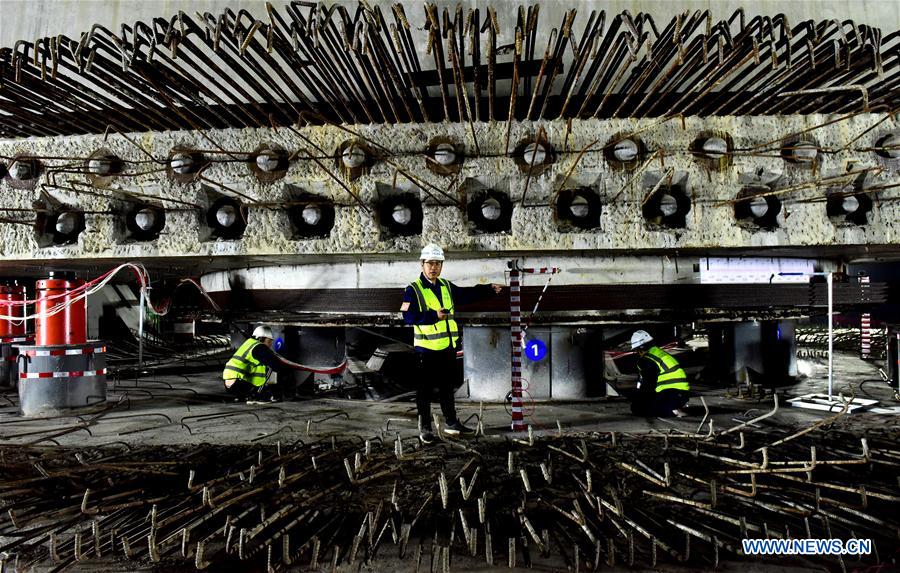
629, 330, 690, 417
402, 243, 504, 443
223, 325, 309, 403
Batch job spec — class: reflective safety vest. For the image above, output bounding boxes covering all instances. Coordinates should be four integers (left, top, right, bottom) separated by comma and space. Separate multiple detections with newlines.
409, 278, 459, 351
645, 346, 690, 392
223, 338, 268, 387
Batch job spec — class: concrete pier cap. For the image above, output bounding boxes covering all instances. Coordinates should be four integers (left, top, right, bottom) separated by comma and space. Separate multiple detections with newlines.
0, 115, 897, 263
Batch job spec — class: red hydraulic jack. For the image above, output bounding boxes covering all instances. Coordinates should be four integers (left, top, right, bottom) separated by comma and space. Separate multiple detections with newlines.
15, 272, 107, 417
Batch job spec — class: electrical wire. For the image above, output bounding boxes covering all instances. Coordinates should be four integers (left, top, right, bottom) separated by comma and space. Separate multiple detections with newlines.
0, 262, 222, 323
0, 261, 347, 375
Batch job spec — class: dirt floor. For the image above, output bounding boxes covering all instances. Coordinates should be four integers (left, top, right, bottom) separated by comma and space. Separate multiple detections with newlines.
1, 351, 898, 572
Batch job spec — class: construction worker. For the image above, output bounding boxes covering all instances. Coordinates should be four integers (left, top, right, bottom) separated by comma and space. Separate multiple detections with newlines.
402, 243, 504, 443
223, 325, 308, 403
629, 330, 690, 417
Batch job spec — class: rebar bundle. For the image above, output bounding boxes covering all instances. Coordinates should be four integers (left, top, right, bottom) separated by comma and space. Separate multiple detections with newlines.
797, 326, 888, 358
104, 331, 232, 372
1, 418, 897, 571
1, 3, 897, 138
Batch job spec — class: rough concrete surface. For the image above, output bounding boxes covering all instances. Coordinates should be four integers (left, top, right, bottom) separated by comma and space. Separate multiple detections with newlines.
1, 115, 898, 263
0, 349, 892, 448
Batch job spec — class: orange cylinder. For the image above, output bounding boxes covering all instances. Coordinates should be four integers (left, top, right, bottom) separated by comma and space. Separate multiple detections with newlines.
0, 284, 26, 337
66, 280, 87, 345
35, 276, 86, 345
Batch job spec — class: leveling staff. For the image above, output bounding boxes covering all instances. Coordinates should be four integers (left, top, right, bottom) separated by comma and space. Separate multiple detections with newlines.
402, 244, 504, 443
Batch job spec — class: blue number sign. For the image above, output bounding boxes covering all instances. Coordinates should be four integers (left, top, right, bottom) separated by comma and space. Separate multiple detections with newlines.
524, 339, 547, 361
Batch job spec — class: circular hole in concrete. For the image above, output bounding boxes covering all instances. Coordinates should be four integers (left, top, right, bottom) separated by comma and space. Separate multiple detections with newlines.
569, 195, 590, 219
255, 152, 282, 172
841, 195, 860, 214
827, 192, 871, 226
215, 204, 237, 228
302, 204, 322, 226
789, 141, 818, 163
642, 187, 690, 228
342, 145, 366, 169
613, 139, 638, 162
556, 189, 601, 230
170, 153, 195, 174
288, 198, 335, 239
468, 191, 512, 233
433, 143, 456, 166
55, 212, 77, 235
87, 155, 120, 176
481, 198, 502, 221
749, 196, 769, 218
701, 137, 728, 158
207, 197, 245, 240
126, 204, 166, 241
523, 143, 547, 166
46, 210, 85, 245
379, 195, 422, 236
9, 159, 35, 180
134, 208, 157, 231
735, 189, 781, 229
391, 204, 412, 225
659, 193, 678, 217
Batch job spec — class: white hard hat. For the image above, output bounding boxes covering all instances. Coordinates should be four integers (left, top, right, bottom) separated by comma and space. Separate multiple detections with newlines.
252, 325, 274, 340
419, 243, 445, 261
630, 330, 653, 350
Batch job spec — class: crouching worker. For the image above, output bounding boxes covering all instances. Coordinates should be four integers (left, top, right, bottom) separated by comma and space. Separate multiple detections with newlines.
223, 325, 308, 403
629, 330, 690, 417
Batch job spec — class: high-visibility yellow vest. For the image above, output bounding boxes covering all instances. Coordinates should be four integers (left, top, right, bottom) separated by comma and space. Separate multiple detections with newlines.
409, 278, 459, 351
223, 338, 268, 387
645, 346, 689, 392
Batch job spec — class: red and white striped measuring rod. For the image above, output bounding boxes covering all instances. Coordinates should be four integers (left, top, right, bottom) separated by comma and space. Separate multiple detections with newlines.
509, 264, 560, 431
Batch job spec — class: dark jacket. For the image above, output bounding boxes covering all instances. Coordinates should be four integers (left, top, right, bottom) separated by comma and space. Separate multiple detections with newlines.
637, 353, 660, 394
402, 273, 496, 351
251, 342, 292, 372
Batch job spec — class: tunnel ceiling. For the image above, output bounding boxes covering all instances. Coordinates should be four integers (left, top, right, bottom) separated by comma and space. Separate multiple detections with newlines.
0, 3, 897, 138
0, 3, 898, 275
